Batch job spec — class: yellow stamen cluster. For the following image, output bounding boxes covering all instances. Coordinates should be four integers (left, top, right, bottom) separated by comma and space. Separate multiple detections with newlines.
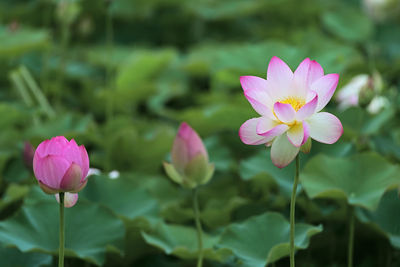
279, 97, 305, 111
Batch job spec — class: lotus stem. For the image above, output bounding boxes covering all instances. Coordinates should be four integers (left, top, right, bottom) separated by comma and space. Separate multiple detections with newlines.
348, 206, 355, 267
193, 188, 204, 267
59, 192, 65, 267
290, 155, 300, 267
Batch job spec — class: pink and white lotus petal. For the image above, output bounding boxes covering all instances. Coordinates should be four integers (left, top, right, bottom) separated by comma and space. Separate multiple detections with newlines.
35, 136, 69, 157
302, 121, 310, 145
239, 118, 270, 145
240, 76, 268, 93
55, 192, 78, 208
296, 93, 318, 121
79, 145, 89, 178
271, 134, 300, 168
308, 60, 324, 85
34, 155, 70, 189
287, 123, 304, 147
306, 112, 343, 144
258, 124, 289, 141
244, 90, 275, 118
267, 56, 294, 98
267, 56, 293, 87
59, 163, 83, 191
256, 117, 289, 141
311, 73, 339, 112
273, 102, 296, 123
293, 58, 311, 98
256, 116, 278, 133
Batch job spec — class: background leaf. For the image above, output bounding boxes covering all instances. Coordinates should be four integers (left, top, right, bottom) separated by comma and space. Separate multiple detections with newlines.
0, 198, 125, 266
300, 152, 400, 211
217, 212, 323, 266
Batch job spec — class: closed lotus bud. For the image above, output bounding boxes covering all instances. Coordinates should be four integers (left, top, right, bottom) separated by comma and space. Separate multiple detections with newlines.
23, 141, 35, 168
163, 122, 214, 189
33, 136, 90, 198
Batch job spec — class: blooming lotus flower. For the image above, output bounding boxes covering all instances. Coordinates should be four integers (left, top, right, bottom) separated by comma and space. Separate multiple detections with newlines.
239, 57, 343, 168
163, 122, 214, 188
33, 136, 89, 206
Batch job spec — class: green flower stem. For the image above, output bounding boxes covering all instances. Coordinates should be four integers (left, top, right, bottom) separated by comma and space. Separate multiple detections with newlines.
290, 155, 300, 267
348, 206, 355, 267
193, 188, 203, 267
59, 192, 65, 267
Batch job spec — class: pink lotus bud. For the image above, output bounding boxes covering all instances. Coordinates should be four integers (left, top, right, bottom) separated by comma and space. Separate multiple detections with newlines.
33, 136, 90, 195
164, 123, 214, 188
23, 142, 35, 168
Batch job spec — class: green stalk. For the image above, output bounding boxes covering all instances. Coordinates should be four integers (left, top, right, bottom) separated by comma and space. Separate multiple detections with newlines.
290, 155, 300, 267
193, 188, 203, 267
348, 206, 355, 267
19, 66, 55, 119
59, 192, 65, 267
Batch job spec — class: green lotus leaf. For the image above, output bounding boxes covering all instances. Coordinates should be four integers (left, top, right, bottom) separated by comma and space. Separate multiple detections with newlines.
0, 200, 125, 266
356, 190, 400, 248
142, 222, 232, 262
300, 152, 400, 211
0, 244, 52, 267
217, 212, 322, 266
79, 174, 159, 220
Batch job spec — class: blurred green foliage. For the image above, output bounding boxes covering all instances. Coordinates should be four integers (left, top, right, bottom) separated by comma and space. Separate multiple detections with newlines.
0, 0, 400, 266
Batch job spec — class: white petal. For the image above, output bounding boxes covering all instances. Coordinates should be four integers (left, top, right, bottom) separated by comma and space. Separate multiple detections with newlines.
55, 192, 78, 208
311, 74, 339, 112
306, 112, 343, 144
293, 58, 311, 99
273, 102, 296, 123
258, 124, 289, 142
267, 56, 293, 98
308, 60, 324, 85
270, 134, 300, 168
257, 116, 289, 142
239, 118, 269, 145
296, 92, 318, 121
256, 116, 279, 133
287, 123, 304, 147
240, 76, 274, 117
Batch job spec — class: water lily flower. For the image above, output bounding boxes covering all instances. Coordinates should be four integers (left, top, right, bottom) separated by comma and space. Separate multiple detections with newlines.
164, 122, 214, 188
33, 136, 90, 206
239, 56, 343, 168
